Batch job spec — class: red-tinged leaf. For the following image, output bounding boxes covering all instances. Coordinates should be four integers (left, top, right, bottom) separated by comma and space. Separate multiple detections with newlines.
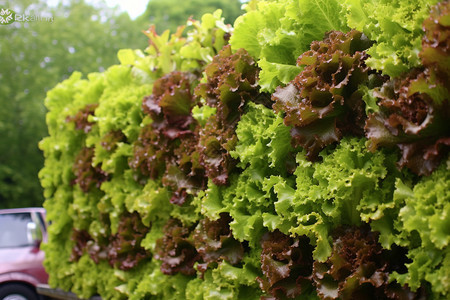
107, 212, 151, 270
257, 230, 315, 299
365, 2, 450, 175
197, 115, 238, 185
421, 1, 450, 81
70, 229, 92, 262
72, 147, 109, 192
154, 218, 200, 276
130, 125, 168, 179
195, 45, 260, 126
312, 226, 426, 300
273, 30, 375, 160
69, 212, 150, 271
66, 103, 98, 133
132, 71, 208, 202
365, 68, 450, 176
193, 45, 262, 184
193, 213, 245, 273
100, 130, 126, 151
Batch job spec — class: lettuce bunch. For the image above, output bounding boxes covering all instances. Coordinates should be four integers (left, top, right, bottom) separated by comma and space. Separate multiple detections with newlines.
231, 0, 348, 92
342, 0, 440, 77
365, 0, 450, 176
40, 2, 449, 300
195, 45, 262, 185
272, 29, 374, 160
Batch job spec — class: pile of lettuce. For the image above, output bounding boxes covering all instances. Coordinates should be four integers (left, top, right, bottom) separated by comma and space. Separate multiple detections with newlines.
40, 1, 449, 299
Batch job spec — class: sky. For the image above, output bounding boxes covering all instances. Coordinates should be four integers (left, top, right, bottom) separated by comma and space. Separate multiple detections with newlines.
91, 0, 148, 19
46, 0, 148, 19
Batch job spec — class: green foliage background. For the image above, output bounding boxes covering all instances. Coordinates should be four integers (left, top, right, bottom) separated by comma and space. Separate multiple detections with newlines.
137, 0, 243, 34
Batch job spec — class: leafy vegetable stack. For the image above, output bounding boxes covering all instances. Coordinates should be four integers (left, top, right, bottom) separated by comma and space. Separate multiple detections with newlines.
40, 1, 449, 299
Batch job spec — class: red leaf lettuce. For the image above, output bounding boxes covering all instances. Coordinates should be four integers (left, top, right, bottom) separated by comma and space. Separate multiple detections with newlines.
313, 226, 426, 300
72, 147, 109, 192
272, 30, 375, 160
193, 213, 246, 274
194, 45, 261, 185
257, 230, 315, 299
154, 218, 200, 276
365, 1, 450, 176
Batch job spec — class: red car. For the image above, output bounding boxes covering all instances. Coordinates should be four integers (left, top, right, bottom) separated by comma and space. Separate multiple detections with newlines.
0, 208, 48, 300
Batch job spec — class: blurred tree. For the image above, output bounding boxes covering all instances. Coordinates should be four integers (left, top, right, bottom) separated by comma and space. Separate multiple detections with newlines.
137, 0, 243, 34
0, 0, 149, 208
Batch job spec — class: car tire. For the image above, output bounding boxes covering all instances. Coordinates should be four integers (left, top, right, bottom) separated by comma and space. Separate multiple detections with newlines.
0, 283, 39, 300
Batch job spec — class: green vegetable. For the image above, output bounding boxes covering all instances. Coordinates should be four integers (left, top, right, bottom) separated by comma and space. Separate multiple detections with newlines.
258, 230, 316, 299
342, 0, 439, 77
195, 45, 261, 185
364, 1, 450, 176
40, 2, 449, 299
230, 0, 348, 92
389, 164, 450, 298
312, 226, 423, 299
272, 29, 376, 160
274, 137, 403, 261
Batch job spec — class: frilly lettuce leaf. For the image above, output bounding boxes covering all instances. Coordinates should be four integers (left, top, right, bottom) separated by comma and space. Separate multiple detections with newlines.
142, 71, 197, 122
131, 71, 209, 206
363, 1, 450, 177
69, 256, 122, 300
107, 211, 151, 271
194, 45, 261, 185
312, 226, 423, 300
392, 247, 449, 299
373, 1, 450, 176
399, 164, 450, 251
236, 102, 293, 169
257, 58, 302, 93
365, 68, 450, 176
342, 0, 439, 77
69, 210, 151, 272
391, 164, 449, 298
272, 30, 375, 160
154, 218, 200, 276
193, 213, 246, 274
65, 103, 98, 133
257, 230, 316, 299
195, 171, 269, 246
231, 0, 348, 92
421, 1, 450, 81
197, 116, 238, 186
72, 147, 109, 193
231, 102, 294, 175
127, 260, 191, 299
367, 162, 450, 298
185, 263, 262, 300
92, 65, 151, 145
185, 239, 262, 300
195, 103, 294, 245
273, 137, 402, 261
194, 45, 260, 126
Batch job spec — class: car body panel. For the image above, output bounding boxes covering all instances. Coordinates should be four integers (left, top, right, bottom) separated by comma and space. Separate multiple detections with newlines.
0, 208, 48, 287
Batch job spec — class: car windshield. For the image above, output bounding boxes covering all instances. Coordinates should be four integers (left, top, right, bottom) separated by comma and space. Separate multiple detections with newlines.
0, 213, 34, 248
